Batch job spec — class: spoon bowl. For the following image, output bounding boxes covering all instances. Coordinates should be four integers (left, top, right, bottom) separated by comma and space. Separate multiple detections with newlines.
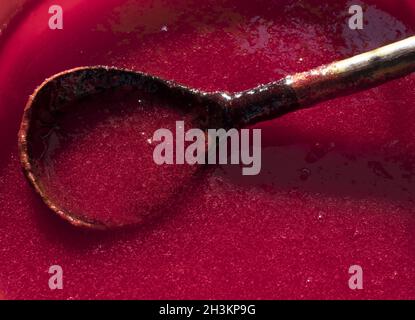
18, 66, 223, 229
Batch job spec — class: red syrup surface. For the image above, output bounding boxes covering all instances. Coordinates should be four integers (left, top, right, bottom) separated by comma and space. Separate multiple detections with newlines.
33, 89, 200, 227
1, 0, 415, 299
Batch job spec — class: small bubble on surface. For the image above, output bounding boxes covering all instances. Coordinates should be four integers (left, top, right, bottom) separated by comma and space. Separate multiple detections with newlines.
299, 168, 311, 181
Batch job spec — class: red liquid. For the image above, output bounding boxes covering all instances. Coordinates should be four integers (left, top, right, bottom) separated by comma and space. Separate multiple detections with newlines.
1, 0, 415, 299
33, 89, 199, 227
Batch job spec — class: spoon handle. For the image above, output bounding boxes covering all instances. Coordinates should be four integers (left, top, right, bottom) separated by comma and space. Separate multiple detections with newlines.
290, 35, 415, 105
232, 36, 415, 126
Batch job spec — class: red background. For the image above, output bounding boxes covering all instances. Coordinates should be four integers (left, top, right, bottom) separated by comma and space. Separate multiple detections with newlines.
1, 0, 415, 299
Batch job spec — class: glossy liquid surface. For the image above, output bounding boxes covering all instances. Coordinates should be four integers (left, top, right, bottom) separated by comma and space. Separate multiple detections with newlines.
32, 88, 199, 227
1, 0, 415, 299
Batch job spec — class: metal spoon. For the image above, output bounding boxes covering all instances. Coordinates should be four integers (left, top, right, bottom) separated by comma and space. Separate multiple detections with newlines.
19, 36, 415, 229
